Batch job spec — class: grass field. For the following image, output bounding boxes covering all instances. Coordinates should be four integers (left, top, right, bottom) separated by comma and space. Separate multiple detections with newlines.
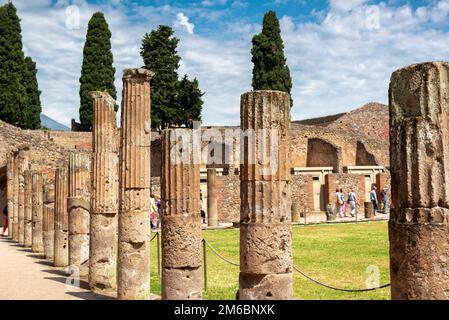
150, 220, 391, 300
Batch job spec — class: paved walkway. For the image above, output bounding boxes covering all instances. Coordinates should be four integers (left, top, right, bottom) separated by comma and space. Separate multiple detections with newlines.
0, 237, 108, 300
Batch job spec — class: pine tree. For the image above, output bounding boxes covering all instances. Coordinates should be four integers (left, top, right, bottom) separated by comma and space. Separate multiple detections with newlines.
251, 10, 293, 105
176, 75, 204, 128
23, 56, 42, 129
0, 2, 28, 127
79, 12, 116, 131
141, 25, 180, 129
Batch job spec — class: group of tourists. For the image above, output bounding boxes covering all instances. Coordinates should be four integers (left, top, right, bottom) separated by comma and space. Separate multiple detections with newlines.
335, 185, 389, 218
149, 194, 161, 230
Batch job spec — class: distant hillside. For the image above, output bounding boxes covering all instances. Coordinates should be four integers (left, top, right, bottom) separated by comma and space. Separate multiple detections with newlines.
40, 114, 69, 131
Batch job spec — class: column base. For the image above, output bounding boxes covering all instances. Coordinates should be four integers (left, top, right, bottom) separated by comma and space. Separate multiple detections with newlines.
162, 267, 202, 300
238, 272, 293, 300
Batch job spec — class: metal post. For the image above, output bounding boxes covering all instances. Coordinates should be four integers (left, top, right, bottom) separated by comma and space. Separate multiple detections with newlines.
203, 239, 207, 292
156, 231, 161, 278
304, 209, 307, 225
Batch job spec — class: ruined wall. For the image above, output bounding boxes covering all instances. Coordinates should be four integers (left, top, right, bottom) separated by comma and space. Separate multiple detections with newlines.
291, 175, 314, 216
306, 138, 342, 172
325, 174, 366, 215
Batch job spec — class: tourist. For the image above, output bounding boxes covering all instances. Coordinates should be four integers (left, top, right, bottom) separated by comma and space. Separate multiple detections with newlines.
370, 186, 378, 216
156, 197, 161, 228
381, 188, 388, 214
200, 190, 206, 224
348, 189, 358, 217
0, 206, 8, 237
339, 188, 347, 217
336, 188, 343, 218
150, 194, 158, 230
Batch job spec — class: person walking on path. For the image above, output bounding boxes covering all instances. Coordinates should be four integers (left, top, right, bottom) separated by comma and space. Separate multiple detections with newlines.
149, 194, 158, 230
339, 188, 347, 217
380, 188, 388, 214
348, 189, 358, 218
336, 189, 343, 218
370, 186, 378, 216
0, 206, 8, 237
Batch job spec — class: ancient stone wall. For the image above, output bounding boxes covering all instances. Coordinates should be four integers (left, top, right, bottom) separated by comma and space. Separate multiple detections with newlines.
325, 173, 366, 215
291, 175, 314, 216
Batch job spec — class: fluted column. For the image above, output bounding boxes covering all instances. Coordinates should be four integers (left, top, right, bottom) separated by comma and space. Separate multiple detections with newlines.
17, 146, 30, 245
12, 150, 20, 241
43, 177, 55, 261
54, 166, 69, 267
207, 168, 218, 227
118, 68, 154, 300
68, 152, 91, 276
6, 153, 15, 238
161, 129, 202, 300
31, 172, 44, 253
24, 170, 33, 247
89, 91, 119, 292
389, 62, 449, 300
239, 91, 292, 300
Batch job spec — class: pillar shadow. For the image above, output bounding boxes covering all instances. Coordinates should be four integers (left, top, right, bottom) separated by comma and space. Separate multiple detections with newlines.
44, 276, 91, 290
18, 248, 32, 253
42, 269, 67, 276
66, 291, 115, 300
27, 253, 45, 259
34, 260, 54, 267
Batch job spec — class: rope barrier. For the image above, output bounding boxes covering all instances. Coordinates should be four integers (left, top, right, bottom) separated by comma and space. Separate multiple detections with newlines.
293, 265, 391, 292
202, 239, 390, 292
202, 239, 240, 267
150, 232, 158, 242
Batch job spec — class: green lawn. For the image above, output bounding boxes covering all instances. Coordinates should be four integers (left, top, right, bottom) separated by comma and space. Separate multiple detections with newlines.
150, 220, 391, 300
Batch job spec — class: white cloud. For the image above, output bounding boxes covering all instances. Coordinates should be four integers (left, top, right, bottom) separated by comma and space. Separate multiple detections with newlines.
329, 0, 368, 12
174, 12, 195, 34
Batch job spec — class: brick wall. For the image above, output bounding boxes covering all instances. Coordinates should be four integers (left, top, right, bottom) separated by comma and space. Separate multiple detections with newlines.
291, 175, 314, 216
325, 173, 366, 215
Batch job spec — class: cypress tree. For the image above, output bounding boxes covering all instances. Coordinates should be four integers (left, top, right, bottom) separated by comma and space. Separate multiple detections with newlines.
251, 10, 293, 104
141, 25, 180, 129
0, 2, 28, 127
176, 75, 204, 128
23, 56, 42, 129
79, 12, 116, 131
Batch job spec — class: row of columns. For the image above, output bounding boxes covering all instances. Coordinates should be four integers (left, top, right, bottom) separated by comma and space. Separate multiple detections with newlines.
4, 62, 448, 300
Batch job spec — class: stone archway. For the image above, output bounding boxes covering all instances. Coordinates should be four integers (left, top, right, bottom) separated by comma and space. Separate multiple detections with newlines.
356, 141, 378, 166
306, 138, 342, 173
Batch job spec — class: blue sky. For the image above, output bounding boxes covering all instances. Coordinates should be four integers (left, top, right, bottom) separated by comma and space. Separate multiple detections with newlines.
5, 0, 449, 126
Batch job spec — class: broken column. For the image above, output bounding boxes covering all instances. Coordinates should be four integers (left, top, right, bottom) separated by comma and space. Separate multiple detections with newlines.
24, 170, 33, 247
54, 166, 69, 267
161, 129, 202, 300
239, 91, 293, 300
389, 62, 449, 300
207, 168, 219, 227
31, 171, 44, 253
90, 91, 119, 292
118, 68, 154, 300
12, 150, 20, 241
68, 152, 91, 276
43, 177, 55, 261
6, 153, 15, 238
17, 146, 30, 245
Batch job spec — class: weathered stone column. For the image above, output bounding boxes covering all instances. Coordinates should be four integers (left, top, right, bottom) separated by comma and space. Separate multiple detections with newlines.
31, 172, 44, 253
207, 168, 219, 227
118, 68, 154, 300
6, 153, 15, 238
68, 152, 91, 276
17, 146, 30, 245
389, 62, 449, 300
89, 91, 119, 292
43, 177, 55, 261
54, 166, 69, 267
12, 150, 20, 241
239, 91, 292, 300
24, 170, 33, 247
161, 129, 202, 300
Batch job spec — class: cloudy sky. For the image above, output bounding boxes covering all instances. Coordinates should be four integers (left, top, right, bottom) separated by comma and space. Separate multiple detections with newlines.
6, 0, 449, 126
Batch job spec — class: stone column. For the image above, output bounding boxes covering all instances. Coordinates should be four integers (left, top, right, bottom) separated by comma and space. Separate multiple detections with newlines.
118, 68, 154, 300
161, 129, 202, 300
54, 166, 69, 267
12, 150, 20, 241
24, 170, 33, 247
68, 152, 91, 276
207, 168, 219, 227
31, 172, 44, 253
43, 177, 55, 261
90, 91, 119, 292
17, 146, 30, 245
239, 91, 292, 300
6, 153, 15, 238
389, 62, 449, 300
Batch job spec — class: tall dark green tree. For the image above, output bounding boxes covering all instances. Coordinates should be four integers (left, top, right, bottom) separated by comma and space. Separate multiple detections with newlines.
79, 12, 116, 131
23, 56, 42, 129
141, 25, 180, 129
0, 2, 28, 127
251, 10, 293, 104
176, 75, 204, 128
